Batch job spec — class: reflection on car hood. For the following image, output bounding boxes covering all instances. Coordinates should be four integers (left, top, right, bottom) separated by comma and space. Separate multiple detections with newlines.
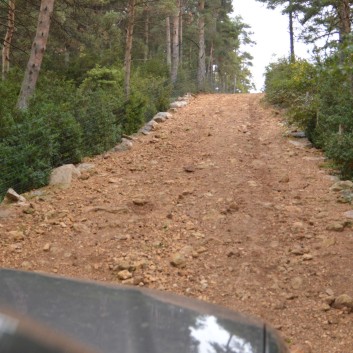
0, 269, 287, 353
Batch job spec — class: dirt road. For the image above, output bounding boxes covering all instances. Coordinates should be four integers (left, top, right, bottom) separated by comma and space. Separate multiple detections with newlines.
1, 94, 353, 352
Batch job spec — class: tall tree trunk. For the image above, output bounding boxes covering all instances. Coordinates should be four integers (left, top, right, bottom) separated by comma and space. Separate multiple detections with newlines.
336, 0, 351, 134
124, 0, 135, 98
2, 0, 15, 81
17, 0, 54, 110
197, 0, 206, 90
337, 0, 351, 41
144, 5, 150, 62
166, 17, 172, 72
207, 41, 214, 81
289, 4, 295, 63
179, 0, 183, 65
171, 4, 180, 85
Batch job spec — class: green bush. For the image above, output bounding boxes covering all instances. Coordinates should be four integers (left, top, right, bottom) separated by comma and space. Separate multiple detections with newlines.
75, 89, 121, 156
30, 103, 83, 166
325, 133, 353, 178
121, 92, 147, 134
0, 63, 175, 199
131, 69, 171, 121
264, 53, 353, 178
0, 111, 54, 197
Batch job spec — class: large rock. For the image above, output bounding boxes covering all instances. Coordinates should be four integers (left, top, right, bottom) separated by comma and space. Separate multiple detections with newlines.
332, 294, 353, 309
330, 180, 353, 192
170, 101, 188, 109
153, 112, 172, 123
138, 120, 159, 135
76, 163, 96, 173
170, 253, 187, 268
3, 188, 26, 204
113, 138, 133, 152
49, 164, 80, 187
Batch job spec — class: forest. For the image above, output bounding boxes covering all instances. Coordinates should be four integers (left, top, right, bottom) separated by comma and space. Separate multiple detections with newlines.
259, 0, 353, 178
0, 0, 254, 199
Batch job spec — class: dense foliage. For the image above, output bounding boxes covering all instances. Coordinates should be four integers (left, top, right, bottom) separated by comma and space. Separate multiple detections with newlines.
261, 0, 353, 178
264, 50, 353, 178
0, 0, 254, 199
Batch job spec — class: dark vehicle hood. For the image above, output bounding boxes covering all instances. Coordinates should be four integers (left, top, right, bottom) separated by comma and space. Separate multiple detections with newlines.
0, 269, 287, 353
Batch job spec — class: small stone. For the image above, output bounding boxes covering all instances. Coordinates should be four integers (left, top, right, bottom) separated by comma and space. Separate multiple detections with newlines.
326, 288, 334, 296
292, 221, 305, 233
170, 253, 186, 268
132, 197, 148, 206
291, 246, 304, 255
184, 165, 196, 173
320, 303, 331, 312
321, 237, 336, 248
43, 243, 51, 252
332, 294, 353, 309
108, 178, 121, 184
323, 296, 335, 306
302, 254, 313, 261
21, 261, 32, 270
279, 175, 290, 183
197, 246, 208, 254
79, 173, 90, 180
117, 270, 133, 280
9, 230, 25, 241
326, 222, 345, 232
227, 249, 240, 257
72, 223, 90, 234
291, 277, 304, 290
23, 206, 35, 215
286, 293, 298, 300
290, 343, 312, 353
226, 203, 239, 213
180, 246, 194, 256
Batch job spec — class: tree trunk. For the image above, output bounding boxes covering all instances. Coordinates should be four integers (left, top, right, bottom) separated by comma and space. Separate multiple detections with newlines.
289, 5, 295, 63
197, 0, 206, 91
2, 0, 15, 81
144, 5, 149, 62
171, 5, 180, 84
337, 0, 351, 41
17, 0, 54, 110
124, 0, 135, 98
207, 41, 214, 83
166, 17, 172, 71
336, 0, 351, 133
179, 0, 183, 65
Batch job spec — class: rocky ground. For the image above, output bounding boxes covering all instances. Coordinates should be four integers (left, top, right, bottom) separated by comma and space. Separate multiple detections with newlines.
1, 94, 353, 353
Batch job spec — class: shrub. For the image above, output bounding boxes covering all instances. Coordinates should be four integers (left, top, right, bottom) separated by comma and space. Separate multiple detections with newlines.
325, 133, 353, 178
121, 92, 147, 134
75, 89, 121, 156
30, 103, 83, 166
0, 111, 54, 198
